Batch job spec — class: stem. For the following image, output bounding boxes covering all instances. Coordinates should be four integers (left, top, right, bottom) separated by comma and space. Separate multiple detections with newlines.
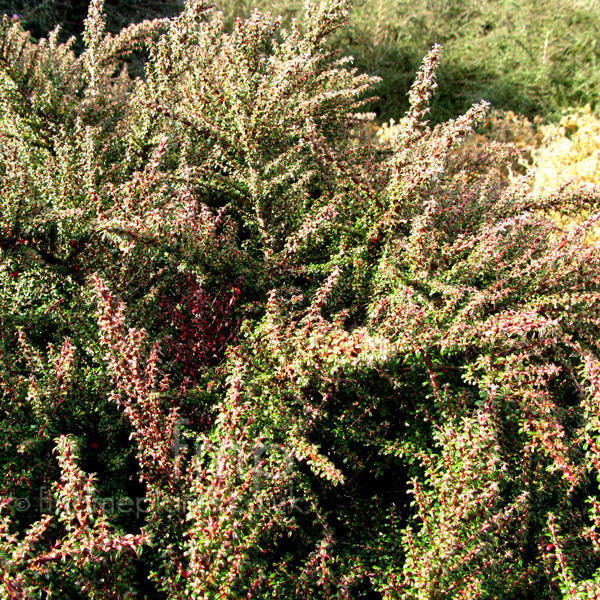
424, 351, 442, 405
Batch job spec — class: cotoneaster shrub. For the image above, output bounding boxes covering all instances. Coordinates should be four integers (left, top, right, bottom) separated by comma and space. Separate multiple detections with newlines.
0, 1, 599, 598
375, 106, 600, 246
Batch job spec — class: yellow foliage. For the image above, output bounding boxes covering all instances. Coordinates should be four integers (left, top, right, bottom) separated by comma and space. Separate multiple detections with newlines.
529, 105, 600, 243
533, 104, 600, 193
372, 117, 407, 145
480, 109, 544, 149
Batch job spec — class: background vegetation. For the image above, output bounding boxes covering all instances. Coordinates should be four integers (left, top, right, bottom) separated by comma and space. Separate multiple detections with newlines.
201, 0, 600, 122
3, 0, 600, 121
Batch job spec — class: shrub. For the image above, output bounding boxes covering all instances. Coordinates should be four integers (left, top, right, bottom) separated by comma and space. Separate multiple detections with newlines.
0, 1, 599, 598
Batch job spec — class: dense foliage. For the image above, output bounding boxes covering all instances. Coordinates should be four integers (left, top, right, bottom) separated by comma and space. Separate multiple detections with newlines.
200, 0, 600, 122
4, 0, 600, 122
0, 0, 599, 598
343, 0, 600, 122
0, 0, 183, 48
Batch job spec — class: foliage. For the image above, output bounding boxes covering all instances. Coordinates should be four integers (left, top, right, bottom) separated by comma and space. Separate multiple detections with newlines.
341, 0, 600, 122
5, 0, 600, 123
533, 105, 600, 192
0, 0, 599, 598
0, 434, 144, 598
375, 105, 600, 242
0, 0, 183, 49
208, 0, 600, 123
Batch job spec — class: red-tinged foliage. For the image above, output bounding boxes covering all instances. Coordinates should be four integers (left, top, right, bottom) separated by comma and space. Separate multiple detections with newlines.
0, 0, 599, 598
160, 274, 243, 378
0, 435, 145, 598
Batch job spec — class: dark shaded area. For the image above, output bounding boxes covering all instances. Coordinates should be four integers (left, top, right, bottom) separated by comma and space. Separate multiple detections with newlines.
0, 0, 183, 47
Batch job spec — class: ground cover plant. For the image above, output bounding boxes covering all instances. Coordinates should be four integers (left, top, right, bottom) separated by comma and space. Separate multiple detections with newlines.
0, 0, 599, 598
